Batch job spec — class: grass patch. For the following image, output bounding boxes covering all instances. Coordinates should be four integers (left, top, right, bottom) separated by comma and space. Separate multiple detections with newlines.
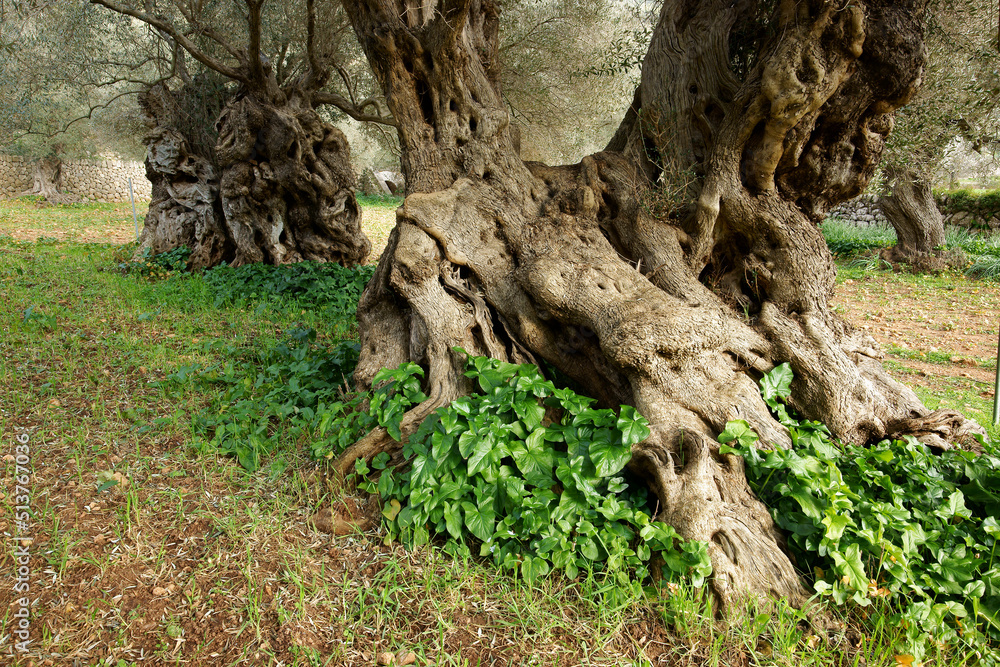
968, 254, 1000, 281
0, 196, 148, 244
907, 375, 1000, 445
357, 193, 404, 209
824, 215, 1000, 281
885, 344, 997, 371
2, 208, 999, 664
821, 217, 896, 257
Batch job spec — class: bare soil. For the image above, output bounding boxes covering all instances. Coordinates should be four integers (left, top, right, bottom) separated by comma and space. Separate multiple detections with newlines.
832, 272, 999, 405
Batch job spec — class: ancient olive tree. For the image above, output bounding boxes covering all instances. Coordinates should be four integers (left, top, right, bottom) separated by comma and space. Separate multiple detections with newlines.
91, 0, 388, 268
878, 0, 1000, 270
136, 76, 235, 268
0, 2, 146, 202
335, 0, 986, 609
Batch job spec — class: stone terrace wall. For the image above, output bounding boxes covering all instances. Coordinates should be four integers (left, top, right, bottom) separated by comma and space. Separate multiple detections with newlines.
828, 192, 1000, 231
0, 155, 32, 198
0, 154, 152, 202
827, 194, 887, 227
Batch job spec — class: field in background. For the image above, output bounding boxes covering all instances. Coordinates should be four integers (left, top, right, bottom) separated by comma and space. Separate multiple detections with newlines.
357, 194, 400, 262
0, 198, 998, 665
0, 197, 150, 245
0, 195, 400, 264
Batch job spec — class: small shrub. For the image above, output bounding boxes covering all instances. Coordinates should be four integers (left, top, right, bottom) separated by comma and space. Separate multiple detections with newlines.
967, 254, 1000, 281
845, 252, 893, 272
121, 245, 191, 279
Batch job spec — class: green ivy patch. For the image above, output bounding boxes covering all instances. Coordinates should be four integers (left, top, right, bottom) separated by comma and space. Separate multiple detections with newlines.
721, 364, 1000, 662
202, 260, 375, 320
161, 328, 362, 471
359, 354, 713, 589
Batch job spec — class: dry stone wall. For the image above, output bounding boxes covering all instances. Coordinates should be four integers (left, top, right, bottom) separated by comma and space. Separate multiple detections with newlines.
0, 155, 32, 198
828, 192, 1000, 231
827, 194, 887, 226
0, 154, 152, 202
62, 158, 152, 202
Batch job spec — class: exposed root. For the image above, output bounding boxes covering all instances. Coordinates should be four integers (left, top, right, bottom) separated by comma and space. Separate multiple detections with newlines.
886, 409, 987, 452
330, 393, 448, 483
879, 245, 965, 275
633, 427, 810, 614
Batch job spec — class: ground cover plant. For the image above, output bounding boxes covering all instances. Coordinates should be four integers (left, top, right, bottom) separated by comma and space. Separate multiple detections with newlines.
822, 217, 1000, 280
359, 357, 714, 590
721, 364, 1000, 663
200, 262, 375, 321
0, 199, 999, 666
822, 218, 899, 258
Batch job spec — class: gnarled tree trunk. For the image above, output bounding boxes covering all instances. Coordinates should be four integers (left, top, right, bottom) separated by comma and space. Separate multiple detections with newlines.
216, 93, 369, 266
341, 0, 985, 611
138, 77, 371, 270
879, 168, 952, 272
22, 157, 80, 204
91, 0, 379, 271
139, 83, 232, 270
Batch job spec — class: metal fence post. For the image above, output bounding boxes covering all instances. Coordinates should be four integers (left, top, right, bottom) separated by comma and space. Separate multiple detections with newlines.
128, 177, 139, 241
994, 318, 999, 426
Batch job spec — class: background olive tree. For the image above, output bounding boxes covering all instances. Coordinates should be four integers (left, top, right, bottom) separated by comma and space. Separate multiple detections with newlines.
0, 1, 148, 199
878, 0, 1000, 269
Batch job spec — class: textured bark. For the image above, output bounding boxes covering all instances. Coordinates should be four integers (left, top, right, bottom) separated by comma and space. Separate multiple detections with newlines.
139, 84, 232, 270
138, 79, 369, 269
343, 0, 986, 611
216, 94, 369, 266
28, 158, 62, 199
879, 169, 951, 272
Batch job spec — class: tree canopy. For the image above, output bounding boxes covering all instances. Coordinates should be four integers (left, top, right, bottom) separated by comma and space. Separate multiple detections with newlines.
885, 0, 1000, 177
0, 3, 138, 159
